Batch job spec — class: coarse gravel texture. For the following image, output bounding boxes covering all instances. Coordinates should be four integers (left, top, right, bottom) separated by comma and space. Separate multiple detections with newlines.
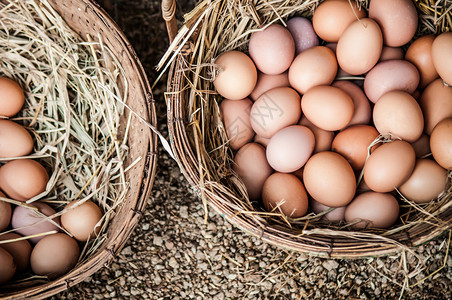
53, 0, 451, 299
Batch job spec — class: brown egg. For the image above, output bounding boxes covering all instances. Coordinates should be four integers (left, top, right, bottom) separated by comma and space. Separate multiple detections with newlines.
0, 192, 11, 231
248, 24, 295, 75
430, 118, 452, 169
288, 46, 337, 94
250, 87, 301, 138
332, 125, 380, 171
373, 91, 424, 142
0, 247, 16, 284
30, 233, 79, 279
301, 85, 354, 131
312, 0, 366, 42
411, 134, 431, 158
233, 143, 273, 200
0, 76, 25, 117
405, 35, 438, 88
0, 120, 34, 158
213, 51, 257, 100
364, 60, 420, 103
298, 116, 334, 153
220, 98, 254, 150
310, 198, 345, 222
345, 192, 399, 229
286, 17, 319, 54
262, 173, 308, 218
379, 46, 404, 61
369, 0, 418, 47
253, 134, 270, 147
337, 18, 383, 75
303, 151, 356, 207
419, 78, 452, 135
266, 125, 315, 173
11, 201, 60, 244
399, 159, 448, 204
0, 233, 32, 272
323, 43, 351, 79
332, 81, 371, 126
0, 159, 49, 201
363, 140, 416, 192
250, 72, 290, 101
61, 200, 103, 242
432, 32, 452, 86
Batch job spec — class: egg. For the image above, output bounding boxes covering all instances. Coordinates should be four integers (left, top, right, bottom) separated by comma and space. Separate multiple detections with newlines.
286, 17, 319, 54
0, 120, 34, 158
405, 35, 438, 88
364, 60, 420, 103
430, 118, 452, 169
379, 46, 404, 61
411, 134, 431, 158
310, 198, 345, 222
432, 32, 452, 86
331, 125, 380, 171
11, 201, 60, 244
301, 85, 354, 131
298, 116, 334, 153
332, 80, 371, 126
303, 151, 356, 207
419, 78, 452, 135
233, 143, 273, 200
61, 200, 103, 242
345, 192, 399, 229
253, 134, 270, 147
0, 247, 16, 284
0, 192, 11, 231
213, 50, 257, 100
0, 159, 49, 201
262, 173, 308, 218
250, 87, 301, 138
363, 140, 416, 192
369, 0, 418, 47
220, 98, 254, 150
266, 125, 315, 173
0, 233, 32, 272
312, 0, 366, 42
336, 18, 383, 75
288, 46, 337, 94
373, 91, 424, 143
248, 24, 295, 75
30, 233, 79, 278
399, 159, 448, 204
0, 76, 25, 117
250, 72, 290, 101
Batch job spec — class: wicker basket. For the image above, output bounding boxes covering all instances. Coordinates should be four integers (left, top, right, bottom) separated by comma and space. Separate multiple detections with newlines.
163, 0, 452, 259
0, 0, 157, 298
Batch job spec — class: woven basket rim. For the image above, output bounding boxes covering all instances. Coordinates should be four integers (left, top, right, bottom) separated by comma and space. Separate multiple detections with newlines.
0, 0, 158, 298
165, 0, 452, 259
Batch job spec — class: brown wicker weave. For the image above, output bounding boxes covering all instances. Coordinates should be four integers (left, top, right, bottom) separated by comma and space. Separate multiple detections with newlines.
163, 0, 452, 259
0, 0, 157, 298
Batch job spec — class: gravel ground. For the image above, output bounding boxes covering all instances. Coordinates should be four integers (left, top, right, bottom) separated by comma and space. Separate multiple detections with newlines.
53, 1, 452, 299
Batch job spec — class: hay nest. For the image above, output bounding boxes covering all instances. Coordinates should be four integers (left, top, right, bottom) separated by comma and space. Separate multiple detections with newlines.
0, 0, 157, 298
162, 0, 452, 258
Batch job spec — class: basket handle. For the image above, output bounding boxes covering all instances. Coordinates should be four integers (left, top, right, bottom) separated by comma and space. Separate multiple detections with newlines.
162, 0, 178, 43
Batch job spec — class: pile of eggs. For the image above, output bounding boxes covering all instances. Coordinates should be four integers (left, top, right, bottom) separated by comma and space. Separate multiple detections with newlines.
0, 77, 103, 284
215, 0, 451, 229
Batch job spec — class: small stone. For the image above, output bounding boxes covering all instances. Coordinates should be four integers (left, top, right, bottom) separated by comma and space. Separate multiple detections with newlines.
322, 260, 339, 271
121, 246, 132, 256
169, 257, 179, 268
153, 236, 163, 246
180, 206, 189, 218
